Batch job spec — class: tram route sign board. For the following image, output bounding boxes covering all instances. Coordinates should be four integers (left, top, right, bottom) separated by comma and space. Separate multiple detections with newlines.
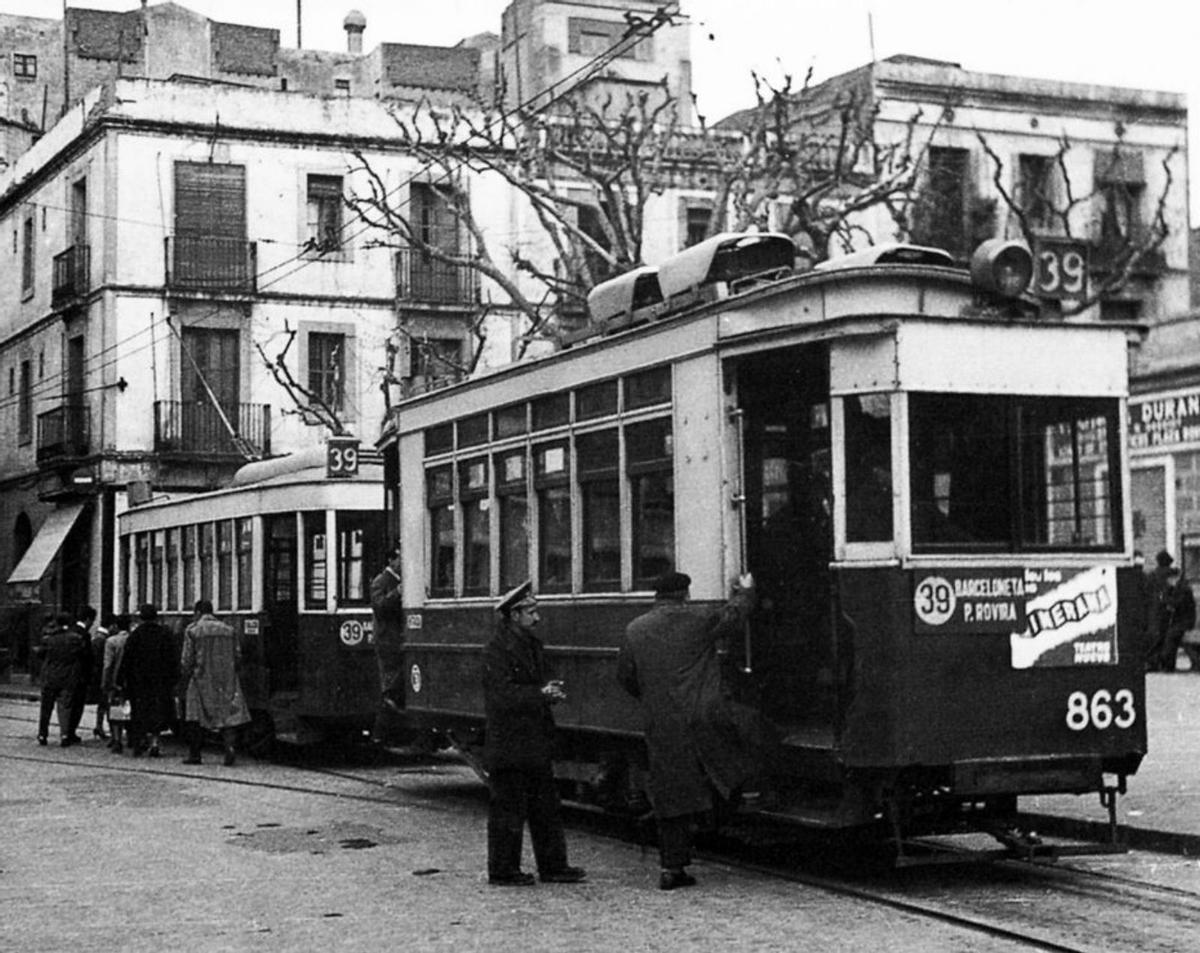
913, 566, 1118, 668
1032, 238, 1089, 300
326, 437, 360, 478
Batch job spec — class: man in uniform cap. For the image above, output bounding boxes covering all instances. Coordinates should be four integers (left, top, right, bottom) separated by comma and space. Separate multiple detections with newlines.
481, 581, 585, 886
618, 568, 758, 889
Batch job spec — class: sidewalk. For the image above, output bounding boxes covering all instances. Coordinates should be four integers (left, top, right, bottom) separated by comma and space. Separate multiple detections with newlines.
4, 669, 1198, 854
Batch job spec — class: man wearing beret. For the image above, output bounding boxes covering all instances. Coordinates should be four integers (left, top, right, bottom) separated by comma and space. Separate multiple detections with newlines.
482, 580, 586, 886
617, 569, 756, 890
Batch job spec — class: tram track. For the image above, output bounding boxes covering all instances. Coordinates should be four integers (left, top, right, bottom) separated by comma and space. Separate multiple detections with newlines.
5, 706, 1197, 953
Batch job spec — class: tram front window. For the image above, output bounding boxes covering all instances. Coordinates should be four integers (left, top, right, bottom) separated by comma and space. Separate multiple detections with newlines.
909, 393, 1121, 552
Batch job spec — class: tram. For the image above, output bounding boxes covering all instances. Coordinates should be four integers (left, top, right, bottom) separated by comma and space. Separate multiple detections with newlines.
116, 444, 386, 747
379, 231, 1145, 858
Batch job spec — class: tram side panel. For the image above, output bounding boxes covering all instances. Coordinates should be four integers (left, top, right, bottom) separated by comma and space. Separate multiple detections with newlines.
836, 566, 1146, 787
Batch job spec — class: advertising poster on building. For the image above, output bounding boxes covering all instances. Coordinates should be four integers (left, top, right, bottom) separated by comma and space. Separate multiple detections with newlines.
913, 566, 1118, 669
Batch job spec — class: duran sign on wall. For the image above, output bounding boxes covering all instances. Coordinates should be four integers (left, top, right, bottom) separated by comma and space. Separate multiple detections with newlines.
1129, 388, 1200, 452
913, 566, 1118, 668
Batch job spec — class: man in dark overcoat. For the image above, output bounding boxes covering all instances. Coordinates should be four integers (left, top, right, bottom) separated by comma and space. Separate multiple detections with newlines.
119, 604, 178, 757
482, 581, 586, 887
370, 545, 406, 716
66, 605, 97, 742
34, 612, 90, 746
617, 569, 757, 890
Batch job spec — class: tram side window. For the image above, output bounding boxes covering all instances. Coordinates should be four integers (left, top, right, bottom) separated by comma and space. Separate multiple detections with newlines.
428, 466, 455, 597
182, 525, 197, 608
303, 512, 328, 609
135, 533, 149, 607
337, 511, 381, 605
200, 523, 215, 604
217, 521, 234, 610
120, 536, 131, 614
844, 394, 893, 542
166, 528, 180, 611
578, 428, 620, 590
496, 449, 530, 591
151, 531, 165, 609
236, 518, 253, 610
627, 418, 675, 588
460, 457, 490, 596
535, 442, 572, 593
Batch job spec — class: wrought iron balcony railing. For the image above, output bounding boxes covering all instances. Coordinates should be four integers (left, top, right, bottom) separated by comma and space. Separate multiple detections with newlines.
165, 235, 257, 293
395, 248, 480, 306
153, 400, 271, 457
37, 402, 90, 463
52, 244, 91, 306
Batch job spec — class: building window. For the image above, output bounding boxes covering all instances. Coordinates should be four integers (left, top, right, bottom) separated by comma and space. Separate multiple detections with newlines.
1018, 154, 1058, 231
567, 17, 647, 60
13, 54, 37, 79
683, 204, 713, 248
334, 78, 351, 94
913, 146, 971, 259
409, 337, 461, 380
308, 331, 345, 412
306, 174, 343, 253
21, 215, 34, 298
18, 360, 32, 445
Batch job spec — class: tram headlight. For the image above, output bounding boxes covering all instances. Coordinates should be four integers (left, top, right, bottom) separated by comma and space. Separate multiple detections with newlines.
969, 239, 1033, 298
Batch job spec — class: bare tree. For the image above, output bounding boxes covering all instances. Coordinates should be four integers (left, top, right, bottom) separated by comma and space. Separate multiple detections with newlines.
978, 132, 1179, 315
255, 326, 350, 437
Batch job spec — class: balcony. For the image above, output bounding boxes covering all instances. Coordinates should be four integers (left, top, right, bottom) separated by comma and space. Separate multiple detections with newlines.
52, 244, 90, 307
154, 401, 271, 458
37, 402, 90, 464
165, 235, 257, 293
395, 248, 479, 306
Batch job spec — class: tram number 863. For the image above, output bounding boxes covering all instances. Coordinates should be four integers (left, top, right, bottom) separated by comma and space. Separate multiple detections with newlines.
1065, 689, 1136, 732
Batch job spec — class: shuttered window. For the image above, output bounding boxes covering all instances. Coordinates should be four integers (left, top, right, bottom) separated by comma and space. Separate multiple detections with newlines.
174, 162, 246, 237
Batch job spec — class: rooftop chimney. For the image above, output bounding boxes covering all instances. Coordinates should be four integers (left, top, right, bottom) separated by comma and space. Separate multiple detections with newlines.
344, 10, 366, 54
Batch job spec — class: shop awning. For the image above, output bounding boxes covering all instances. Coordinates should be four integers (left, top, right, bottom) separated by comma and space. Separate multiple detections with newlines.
6, 504, 86, 586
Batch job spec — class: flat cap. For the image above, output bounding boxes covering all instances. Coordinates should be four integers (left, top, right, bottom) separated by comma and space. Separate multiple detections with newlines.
1156, 550, 1174, 568
496, 580, 535, 614
654, 570, 691, 596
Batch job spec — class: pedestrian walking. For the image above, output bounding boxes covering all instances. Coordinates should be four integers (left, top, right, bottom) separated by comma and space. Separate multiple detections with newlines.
617, 569, 759, 890
119, 604, 178, 757
482, 580, 586, 887
102, 614, 132, 753
179, 599, 251, 765
66, 605, 97, 742
33, 612, 90, 746
88, 615, 112, 741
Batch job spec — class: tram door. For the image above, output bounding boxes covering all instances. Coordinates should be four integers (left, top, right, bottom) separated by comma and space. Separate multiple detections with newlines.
263, 514, 300, 694
735, 344, 834, 729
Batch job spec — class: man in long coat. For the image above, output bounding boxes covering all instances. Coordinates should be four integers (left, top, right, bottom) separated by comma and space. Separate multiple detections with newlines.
482, 581, 585, 887
35, 612, 90, 746
118, 604, 178, 757
617, 570, 757, 890
66, 605, 97, 742
370, 545, 406, 725
179, 599, 251, 765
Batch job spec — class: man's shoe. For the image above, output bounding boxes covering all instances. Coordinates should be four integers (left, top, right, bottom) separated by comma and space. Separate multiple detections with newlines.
181, 756, 202, 765
488, 872, 536, 886
659, 869, 697, 891
540, 866, 587, 883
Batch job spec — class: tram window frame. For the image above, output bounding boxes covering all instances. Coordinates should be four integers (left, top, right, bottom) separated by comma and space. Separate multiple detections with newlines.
135, 533, 149, 607
626, 417, 676, 589
303, 511, 328, 609
151, 530, 165, 609
459, 456, 491, 596
458, 413, 489, 449
496, 448, 531, 591
495, 402, 529, 439
577, 379, 618, 421
532, 392, 570, 431
577, 428, 621, 590
428, 464, 455, 597
182, 525, 197, 608
425, 423, 453, 457
120, 536, 131, 614
337, 511, 379, 606
624, 366, 672, 410
200, 523, 215, 604
534, 441, 572, 593
844, 393, 894, 543
166, 528, 180, 611
217, 520, 234, 611
236, 518, 253, 610
908, 393, 1122, 553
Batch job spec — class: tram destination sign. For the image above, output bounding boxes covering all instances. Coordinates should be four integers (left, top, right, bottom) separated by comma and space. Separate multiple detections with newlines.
913, 566, 1118, 669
